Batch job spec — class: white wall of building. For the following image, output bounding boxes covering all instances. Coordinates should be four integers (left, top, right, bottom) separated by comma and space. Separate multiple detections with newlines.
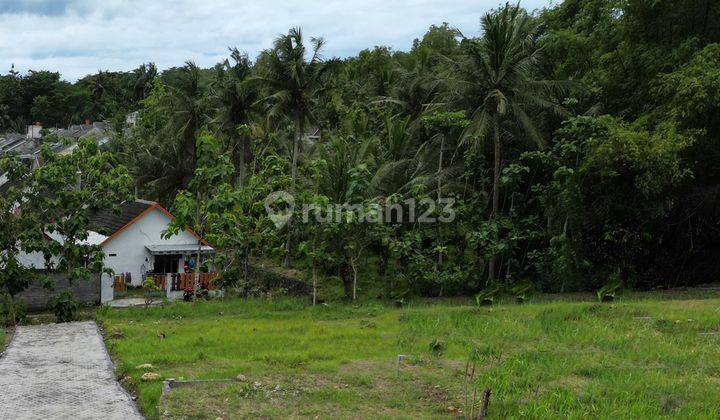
102, 208, 199, 286
16, 250, 59, 269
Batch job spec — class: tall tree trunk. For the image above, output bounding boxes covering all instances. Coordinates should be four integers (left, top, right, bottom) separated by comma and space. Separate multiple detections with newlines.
437, 134, 445, 267
488, 113, 500, 283
195, 188, 202, 301
237, 135, 247, 187
290, 111, 302, 184
379, 248, 388, 277
340, 263, 353, 300
350, 256, 358, 302
312, 260, 317, 306
283, 110, 303, 268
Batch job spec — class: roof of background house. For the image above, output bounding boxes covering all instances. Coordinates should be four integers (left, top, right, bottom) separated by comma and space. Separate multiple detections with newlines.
88, 199, 210, 247
88, 199, 156, 236
45, 230, 108, 247
0, 133, 32, 154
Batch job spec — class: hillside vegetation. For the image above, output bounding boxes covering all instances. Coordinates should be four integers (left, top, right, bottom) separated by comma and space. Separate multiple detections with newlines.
3, 1, 720, 308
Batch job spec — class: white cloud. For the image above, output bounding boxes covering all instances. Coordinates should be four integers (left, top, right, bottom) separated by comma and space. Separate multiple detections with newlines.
0, 0, 551, 81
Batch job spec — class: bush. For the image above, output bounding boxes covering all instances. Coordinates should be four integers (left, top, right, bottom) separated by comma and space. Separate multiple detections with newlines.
0, 294, 27, 326
475, 284, 502, 306
50, 291, 79, 323
143, 277, 162, 307
511, 279, 535, 303
428, 339, 446, 356
597, 272, 623, 302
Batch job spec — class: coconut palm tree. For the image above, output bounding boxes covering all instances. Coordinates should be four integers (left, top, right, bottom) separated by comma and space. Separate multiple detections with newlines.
314, 134, 375, 299
211, 48, 257, 186
254, 27, 330, 266
255, 27, 329, 184
129, 62, 210, 203
370, 115, 421, 196
451, 4, 566, 282
165, 62, 209, 186
131, 63, 158, 102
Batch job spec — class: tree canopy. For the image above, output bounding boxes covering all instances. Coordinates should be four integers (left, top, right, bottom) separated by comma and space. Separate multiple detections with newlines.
2, 0, 719, 301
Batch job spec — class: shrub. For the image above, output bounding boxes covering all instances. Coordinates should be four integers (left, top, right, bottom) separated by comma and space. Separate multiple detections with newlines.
183, 287, 194, 302
475, 284, 502, 306
511, 279, 535, 303
428, 339, 446, 356
50, 291, 79, 323
142, 277, 162, 307
597, 273, 623, 302
0, 295, 27, 326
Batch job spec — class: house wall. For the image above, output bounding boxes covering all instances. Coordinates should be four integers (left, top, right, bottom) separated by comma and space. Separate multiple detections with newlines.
16, 250, 59, 269
102, 208, 199, 286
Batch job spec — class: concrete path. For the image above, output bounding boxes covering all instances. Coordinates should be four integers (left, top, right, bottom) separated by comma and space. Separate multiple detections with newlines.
108, 297, 159, 308
0, 321, 143, 419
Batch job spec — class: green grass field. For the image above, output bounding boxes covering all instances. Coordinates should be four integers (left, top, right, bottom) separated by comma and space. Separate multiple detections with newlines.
100, 291, 720, 419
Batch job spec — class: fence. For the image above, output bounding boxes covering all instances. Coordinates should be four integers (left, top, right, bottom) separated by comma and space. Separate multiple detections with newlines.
113, 275, 127, 293
113, 272, 219, 299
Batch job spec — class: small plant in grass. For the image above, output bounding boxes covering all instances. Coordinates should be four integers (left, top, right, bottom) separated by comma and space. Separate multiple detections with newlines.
95, 304, 111, 318
463, 344, 500, 419
390, 288, 410, 308
50, 291, 79, 323
183, 287, 195, 302
511, 279, 535, 303
475, 284, 502, 306
428, 339, 446, 356
143, 277, 162, 307
597, 272, 622, 302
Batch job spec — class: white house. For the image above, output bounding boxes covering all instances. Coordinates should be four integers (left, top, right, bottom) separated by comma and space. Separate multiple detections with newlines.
89, 199, 215, 301
19, 199, 215, 303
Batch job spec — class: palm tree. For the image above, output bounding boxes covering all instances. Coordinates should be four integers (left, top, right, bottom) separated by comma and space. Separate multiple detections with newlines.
375, 46, 442, 125
211, 48, 257, 186
166, 62, 208, 188
451, 4, 566, 282
370, 115, 421, 196
314, 134, 375, 299
254, 27, 330, 266
131, 63, 158, 102
129, 62, 210, 203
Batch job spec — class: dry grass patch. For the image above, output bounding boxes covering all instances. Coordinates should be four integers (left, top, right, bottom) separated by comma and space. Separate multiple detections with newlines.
159, 360, 464, 419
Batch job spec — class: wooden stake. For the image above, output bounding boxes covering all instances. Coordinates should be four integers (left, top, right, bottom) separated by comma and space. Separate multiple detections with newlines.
479, 389, 491, 419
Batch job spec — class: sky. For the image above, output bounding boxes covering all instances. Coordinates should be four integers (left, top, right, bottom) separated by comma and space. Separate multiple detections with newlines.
0, 0, 552, 81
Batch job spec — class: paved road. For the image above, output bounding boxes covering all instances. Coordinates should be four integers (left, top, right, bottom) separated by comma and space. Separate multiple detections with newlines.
0, 321, 144, 419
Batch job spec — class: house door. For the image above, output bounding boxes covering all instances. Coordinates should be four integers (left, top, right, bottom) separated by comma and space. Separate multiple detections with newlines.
154, 254, 181, 274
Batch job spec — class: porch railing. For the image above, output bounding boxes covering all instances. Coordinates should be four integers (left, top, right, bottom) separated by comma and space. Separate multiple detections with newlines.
150, 274, 167, 290
112, 272, 219, 297
169, 272, 219, 291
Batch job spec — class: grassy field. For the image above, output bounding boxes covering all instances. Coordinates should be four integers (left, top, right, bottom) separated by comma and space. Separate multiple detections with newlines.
99, 291, 720, 419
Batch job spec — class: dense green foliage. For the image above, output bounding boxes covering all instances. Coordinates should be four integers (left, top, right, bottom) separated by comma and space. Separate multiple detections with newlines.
0, 138, 132, 324
3, 0, 720, 298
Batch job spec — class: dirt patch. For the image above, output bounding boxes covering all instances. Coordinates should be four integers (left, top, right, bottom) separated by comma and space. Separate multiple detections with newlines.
159, 360, 465, 419
519, 374, 593, 405
547, 374, 592, 393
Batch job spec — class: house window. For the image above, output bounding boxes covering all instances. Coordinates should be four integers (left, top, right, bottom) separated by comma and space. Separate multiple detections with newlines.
108, 253, 117, 257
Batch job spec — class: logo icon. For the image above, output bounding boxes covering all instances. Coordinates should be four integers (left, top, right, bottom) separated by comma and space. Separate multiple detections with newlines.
264, 190, 295, 229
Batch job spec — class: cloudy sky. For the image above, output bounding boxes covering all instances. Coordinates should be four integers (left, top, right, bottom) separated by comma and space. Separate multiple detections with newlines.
0, 0, 552, 81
